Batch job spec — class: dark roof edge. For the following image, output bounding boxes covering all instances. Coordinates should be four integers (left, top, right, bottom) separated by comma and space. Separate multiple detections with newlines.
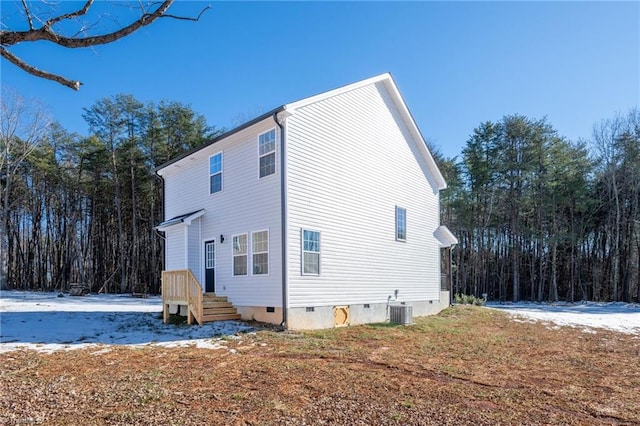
155, 105, 286, 172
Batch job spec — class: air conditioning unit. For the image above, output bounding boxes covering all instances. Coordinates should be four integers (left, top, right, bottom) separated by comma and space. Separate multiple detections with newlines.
390, 305, 413, 325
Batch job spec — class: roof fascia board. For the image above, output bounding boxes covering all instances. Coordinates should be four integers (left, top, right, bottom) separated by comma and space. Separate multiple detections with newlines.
155, 209, 205, 231
182, 209, 204, 225
155, 73, 447, 191
285, 73, 392, 113
285, 72, 447, 191
381, 76, 447, 190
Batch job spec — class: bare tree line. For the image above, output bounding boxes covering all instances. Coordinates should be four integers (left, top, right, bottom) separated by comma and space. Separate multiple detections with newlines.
438, 110, 640, 302
2, 85, 638, 301
1, 90, 219, 293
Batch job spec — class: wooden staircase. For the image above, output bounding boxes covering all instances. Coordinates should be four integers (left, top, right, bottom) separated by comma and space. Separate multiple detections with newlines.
162, 270, 241, 325
202, 293, 241, 322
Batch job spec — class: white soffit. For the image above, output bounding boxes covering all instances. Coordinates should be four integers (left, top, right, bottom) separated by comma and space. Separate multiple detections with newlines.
434, 225, 458, 248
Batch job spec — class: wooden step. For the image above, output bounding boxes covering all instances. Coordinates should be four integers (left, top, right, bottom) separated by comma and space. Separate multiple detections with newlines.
203, 307, 238, 315
203, 301, 233, 309
203, 294, 228, 302
199, 293, 240, 323
202, 313, 242, 322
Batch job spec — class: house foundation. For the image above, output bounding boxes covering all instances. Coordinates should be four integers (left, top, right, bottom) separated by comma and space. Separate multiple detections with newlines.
284, 291, 451, 330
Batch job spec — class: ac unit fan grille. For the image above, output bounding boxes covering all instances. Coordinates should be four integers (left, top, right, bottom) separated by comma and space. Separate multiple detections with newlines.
390, 305, 413, 325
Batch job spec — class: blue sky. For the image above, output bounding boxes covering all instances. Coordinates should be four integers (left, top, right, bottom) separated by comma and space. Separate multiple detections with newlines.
1, 1, 638, 159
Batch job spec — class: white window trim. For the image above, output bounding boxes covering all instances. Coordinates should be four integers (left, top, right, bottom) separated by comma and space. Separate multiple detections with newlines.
209, 152, 223, 194
232, 233, 248, 276
301, 228, 321, 276
396, 206, 407, 242
251, 229, 269, 276
257, 129, 277, 179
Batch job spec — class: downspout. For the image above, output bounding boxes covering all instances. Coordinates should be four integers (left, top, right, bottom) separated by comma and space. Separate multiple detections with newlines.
154, 170, 165, 231
274, 111, 288, 328
449, 244, 456, 305
154, 170, 166, 293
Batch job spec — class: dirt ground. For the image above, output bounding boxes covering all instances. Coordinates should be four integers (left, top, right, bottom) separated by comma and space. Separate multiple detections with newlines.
1, 306, 639, 425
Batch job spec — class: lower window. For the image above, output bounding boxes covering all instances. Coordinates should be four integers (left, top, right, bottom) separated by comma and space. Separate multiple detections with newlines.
302, 229, 320, 275
252, 230, 269, 275
232, 234, 248, 276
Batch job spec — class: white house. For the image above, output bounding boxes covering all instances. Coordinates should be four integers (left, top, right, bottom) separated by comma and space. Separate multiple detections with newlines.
155, 73, 457, 330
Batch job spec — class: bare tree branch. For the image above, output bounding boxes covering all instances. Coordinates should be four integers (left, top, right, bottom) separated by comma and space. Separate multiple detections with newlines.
159, 5, 211, 22
0, 46, 81, 90
0, 0, 209, 90
21, 0, 35, 30
1, 1, 173, 47
43, 0, 94, 29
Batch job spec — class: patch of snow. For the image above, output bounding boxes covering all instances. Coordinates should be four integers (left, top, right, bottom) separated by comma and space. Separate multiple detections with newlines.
486, 301, 640, 334
0, 291, 254, 353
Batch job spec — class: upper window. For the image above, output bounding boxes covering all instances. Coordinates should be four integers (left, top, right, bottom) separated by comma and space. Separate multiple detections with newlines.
209, 153, 223, 194
252, 230, 269, 275
232, 234, 248, 276
302, 229, 320, 275
396, 207, 406, 241
258, 129, 276, 178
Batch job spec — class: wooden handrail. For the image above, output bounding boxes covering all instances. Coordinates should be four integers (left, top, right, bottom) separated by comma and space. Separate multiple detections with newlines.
186, 269, 203, 325
162, 269, 203, 325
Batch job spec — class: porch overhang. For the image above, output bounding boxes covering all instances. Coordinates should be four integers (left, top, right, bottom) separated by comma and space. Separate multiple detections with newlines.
155, 209, 204, 231
434, 225, 458, 248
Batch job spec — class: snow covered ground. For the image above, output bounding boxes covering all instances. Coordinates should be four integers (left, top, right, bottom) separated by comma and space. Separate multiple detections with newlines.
2, 292, 638, 354
0, 291, 254, 353
487, 301, 640, 335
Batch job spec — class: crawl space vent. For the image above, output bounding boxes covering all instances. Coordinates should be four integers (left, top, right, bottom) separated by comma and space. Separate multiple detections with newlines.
333, 306, 350, 327
390, 305, 413, 325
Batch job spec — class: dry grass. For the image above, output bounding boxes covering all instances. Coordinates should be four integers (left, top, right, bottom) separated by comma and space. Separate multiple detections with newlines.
1, 306, 639, 425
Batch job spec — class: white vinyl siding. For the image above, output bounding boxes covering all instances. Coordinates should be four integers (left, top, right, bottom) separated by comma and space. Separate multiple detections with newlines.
258, 129, 276, 178
252, 230, 269, 275
165, 227, 186, 270
233, 234, 248, 276
209, 152, 223, 194
187, 218, 202, 283
159, 76, 446, 315
163, 221, 201, 284
286, 81, 442, 307
301, 229, 320, 275
159, 120, 282, 308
